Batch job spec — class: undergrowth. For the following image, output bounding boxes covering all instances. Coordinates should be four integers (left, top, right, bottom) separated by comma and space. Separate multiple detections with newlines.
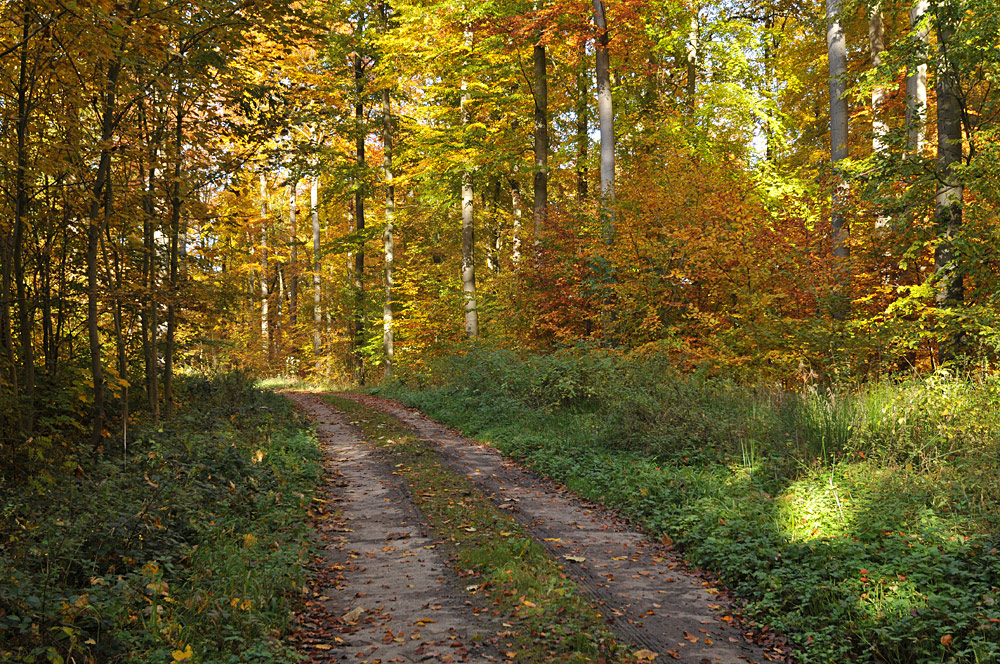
0, 372, 321, 664
377, 347, 1000, 664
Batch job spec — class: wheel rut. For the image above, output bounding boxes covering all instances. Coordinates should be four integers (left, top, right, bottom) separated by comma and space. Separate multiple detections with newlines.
287, 391, 501, 664
340, 393, 776, 664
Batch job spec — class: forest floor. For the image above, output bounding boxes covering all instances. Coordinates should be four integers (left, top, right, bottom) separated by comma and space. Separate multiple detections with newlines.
285, 391, 787, 664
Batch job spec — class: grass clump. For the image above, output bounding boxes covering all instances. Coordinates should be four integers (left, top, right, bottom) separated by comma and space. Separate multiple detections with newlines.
323, 394, 639, 664
376, 347, 1000, 664
0, 372, 321, 664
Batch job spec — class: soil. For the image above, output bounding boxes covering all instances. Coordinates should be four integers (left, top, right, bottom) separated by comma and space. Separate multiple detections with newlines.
289, 390, 785, 664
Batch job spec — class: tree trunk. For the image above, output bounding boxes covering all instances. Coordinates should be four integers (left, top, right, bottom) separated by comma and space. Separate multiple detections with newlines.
934, 16, 964, 362
163, 101, 183, 414
869, 3, 886, 152
461, 74, 479, 339
533, 41, 548, 241
575, 45, 588, 200
826, 0, 850, 268
593, 0, 615, 242
260, 172, 270, 361
511, 178, 523, 264
354, 45, 367, 384
141, 156, 159, 420
686, 9, 698, 113
312, 176, 322, 360
289, 183, 298, 328
906, 0, 929, 153
382, 86, 395, 378
87, 58, 124, 448
12, 4, 35, 425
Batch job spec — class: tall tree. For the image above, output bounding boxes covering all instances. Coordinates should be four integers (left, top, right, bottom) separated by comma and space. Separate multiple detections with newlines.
381, 0, 396, 378
868, 2, 886, 152
593, 0, 614, 242
533, 36, 548, 239
575, 46, 588, 200
825, 0, 849, 267
906, 0, 929, 153
461, 70, 479, 339
312, 175, 322, 359
260, 172, 271, 359
289, 182, 298, 327
933, 8, 964, 361
353, 18, 368, 381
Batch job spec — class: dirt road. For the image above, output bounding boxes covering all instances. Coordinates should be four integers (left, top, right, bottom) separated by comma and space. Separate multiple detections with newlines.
289, 391, 778, 663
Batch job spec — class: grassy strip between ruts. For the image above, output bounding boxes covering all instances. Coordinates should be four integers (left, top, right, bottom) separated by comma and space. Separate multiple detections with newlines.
321, 394, 648, 664
0, 372, 321, 664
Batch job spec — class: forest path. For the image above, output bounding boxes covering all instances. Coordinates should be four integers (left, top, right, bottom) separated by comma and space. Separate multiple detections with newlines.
288, 390, 775, 664
287, 391, 502, 663
338, 394, 774, 664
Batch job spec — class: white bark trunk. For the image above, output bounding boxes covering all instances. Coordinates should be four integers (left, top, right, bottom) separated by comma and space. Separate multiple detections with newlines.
826, 0, 850, 261
869, 4, 887, 153
311, 176, 321, 358
906, 0, 929, 154
461, 75, 479, 339
593, 0, 615, 243
259, 173, 269, 355
382, 87, 395, 376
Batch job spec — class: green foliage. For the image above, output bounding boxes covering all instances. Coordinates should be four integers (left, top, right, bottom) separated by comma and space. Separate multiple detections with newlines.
376, 347, 1000, 663
0, 372, 320, 664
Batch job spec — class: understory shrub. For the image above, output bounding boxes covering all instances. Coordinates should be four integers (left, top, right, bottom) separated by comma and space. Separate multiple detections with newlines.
0, 372, 319, 664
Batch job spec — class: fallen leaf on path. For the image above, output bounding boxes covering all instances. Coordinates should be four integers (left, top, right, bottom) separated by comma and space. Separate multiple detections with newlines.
342, 606, 365, 624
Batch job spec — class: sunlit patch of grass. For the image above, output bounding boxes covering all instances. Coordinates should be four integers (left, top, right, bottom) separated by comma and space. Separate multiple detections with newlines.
322, 394, 641, 664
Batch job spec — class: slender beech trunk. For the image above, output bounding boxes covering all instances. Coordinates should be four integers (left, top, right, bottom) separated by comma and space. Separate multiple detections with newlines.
163, 99, 183, 414
461, 68, 479, 338
532, 41, 548, 240
53, 216, 69, 375
934, 17, 964, 362
87, 57, 124, 447
869, 4, 886, 152
354, 43, 367, 384
511, 179, 523, 264
869, 4, 889, 232
140, 139, 159, 419
100, 222, 126, 384
12, 4, 35, 423
686, 9, 698, 113
260, 173, 270, 360
826, 0, 850, 271
289, 183, 298, 328
575, 46, 589, 200
593, 0, 615, 242
382, 85, 395, 378
906, 0, 929, 153
312, 176, 322, 359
